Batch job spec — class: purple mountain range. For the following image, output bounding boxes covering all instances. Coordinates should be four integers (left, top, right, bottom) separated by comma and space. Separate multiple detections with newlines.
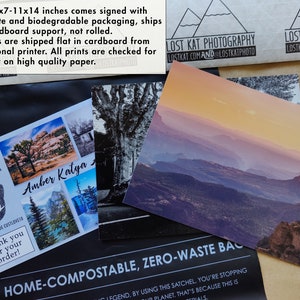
140, 106, 300, 180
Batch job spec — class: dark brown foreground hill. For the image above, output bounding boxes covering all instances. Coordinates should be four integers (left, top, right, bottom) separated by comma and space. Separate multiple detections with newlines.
257, 221, 300, 265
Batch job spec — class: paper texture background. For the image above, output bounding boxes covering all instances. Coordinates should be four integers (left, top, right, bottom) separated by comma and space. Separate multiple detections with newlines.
166, 0, 300, 69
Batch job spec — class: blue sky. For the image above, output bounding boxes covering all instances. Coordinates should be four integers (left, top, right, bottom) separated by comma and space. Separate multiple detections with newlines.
21, 183, 64, 206
64, 167, 96, 198
0, 117, 65, 157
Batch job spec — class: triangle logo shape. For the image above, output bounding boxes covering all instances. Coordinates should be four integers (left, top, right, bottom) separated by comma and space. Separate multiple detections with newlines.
172, 8, 202, 38
194, 0, 247, 36
289, 9, 300, 29
172, 0, 248, 39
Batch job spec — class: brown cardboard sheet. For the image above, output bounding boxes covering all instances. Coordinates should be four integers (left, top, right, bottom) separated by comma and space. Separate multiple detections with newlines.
219, 61, 300, 300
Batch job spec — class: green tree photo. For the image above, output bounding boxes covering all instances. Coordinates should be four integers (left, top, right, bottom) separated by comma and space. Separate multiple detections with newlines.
29, 196, 56, 250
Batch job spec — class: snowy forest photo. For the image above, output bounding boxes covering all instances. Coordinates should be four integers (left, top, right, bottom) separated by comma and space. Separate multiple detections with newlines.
65, 103, 95, 158
64, 168, 98, 231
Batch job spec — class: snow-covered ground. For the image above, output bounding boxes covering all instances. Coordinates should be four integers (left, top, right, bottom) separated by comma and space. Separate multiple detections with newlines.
79, 212, 98, 230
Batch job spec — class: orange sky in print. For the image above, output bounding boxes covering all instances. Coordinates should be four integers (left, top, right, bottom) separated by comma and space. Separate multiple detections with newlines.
161, 61, 300, 154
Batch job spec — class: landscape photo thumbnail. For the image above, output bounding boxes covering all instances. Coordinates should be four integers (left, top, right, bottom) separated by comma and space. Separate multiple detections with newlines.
123, 61, 300, 265
0, 117, 77, 185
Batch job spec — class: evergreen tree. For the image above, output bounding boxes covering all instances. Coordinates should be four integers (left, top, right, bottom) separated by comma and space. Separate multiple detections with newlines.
49, 193, 79, 239
83, 185, 97, 212
75, 179, 86, 212
58, 197, 79, 237
29, 196, 55, 249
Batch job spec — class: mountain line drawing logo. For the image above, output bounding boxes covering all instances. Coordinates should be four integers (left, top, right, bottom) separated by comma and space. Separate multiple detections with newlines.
166, 0, 256, 63
285, 8, 300, 53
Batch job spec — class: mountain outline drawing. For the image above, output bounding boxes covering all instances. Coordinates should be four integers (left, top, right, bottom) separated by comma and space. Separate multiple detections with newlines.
171, 0, 248, 39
